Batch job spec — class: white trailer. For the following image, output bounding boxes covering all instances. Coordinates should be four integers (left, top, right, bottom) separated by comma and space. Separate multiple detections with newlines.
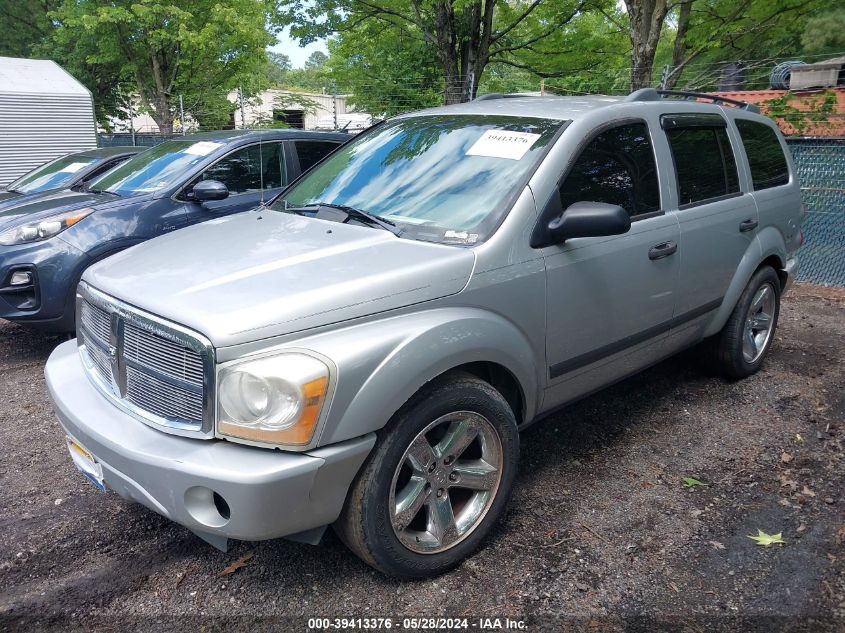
0, 57, 97, 187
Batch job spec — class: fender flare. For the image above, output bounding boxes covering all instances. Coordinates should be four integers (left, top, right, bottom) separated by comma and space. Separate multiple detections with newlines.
302, 308, 542, 446
703, 227, 786, 338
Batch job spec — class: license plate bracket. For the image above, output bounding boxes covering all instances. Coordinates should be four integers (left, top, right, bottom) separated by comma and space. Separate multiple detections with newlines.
66, 437, 106, 492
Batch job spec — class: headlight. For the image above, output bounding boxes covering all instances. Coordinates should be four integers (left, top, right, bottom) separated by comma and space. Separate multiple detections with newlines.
217, 353, 330, 446
0, 208, 93, 246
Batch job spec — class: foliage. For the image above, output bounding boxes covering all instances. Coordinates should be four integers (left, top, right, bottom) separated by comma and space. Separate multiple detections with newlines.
759, 91, 838, 136
264, 51, 293, 87
747, 530, 786, 547
45, 0, 275, 133
0, 0, 59, 57
802, 9, 845, 56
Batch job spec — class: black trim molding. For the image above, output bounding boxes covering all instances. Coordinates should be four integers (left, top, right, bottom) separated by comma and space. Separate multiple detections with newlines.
549, 298, 723, 379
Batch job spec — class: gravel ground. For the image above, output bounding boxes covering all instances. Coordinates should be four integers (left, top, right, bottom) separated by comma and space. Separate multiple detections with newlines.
0, 284, 843, 632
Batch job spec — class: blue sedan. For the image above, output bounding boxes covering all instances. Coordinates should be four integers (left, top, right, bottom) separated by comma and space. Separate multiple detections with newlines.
0, 129, 347, 331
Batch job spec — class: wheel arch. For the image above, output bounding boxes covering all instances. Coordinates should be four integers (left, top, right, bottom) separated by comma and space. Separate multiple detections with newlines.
703, 231, 786, 338
310, 308, 541, 446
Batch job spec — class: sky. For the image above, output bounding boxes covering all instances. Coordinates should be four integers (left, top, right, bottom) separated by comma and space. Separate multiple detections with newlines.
270, 28, 329, 68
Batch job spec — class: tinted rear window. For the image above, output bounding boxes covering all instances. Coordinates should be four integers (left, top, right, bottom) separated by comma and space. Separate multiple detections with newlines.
666, 126, 739, 207
735, 120, 789, 190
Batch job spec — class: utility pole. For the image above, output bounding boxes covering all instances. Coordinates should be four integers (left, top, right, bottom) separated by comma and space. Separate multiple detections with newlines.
332, 82, 338, 131
179, 94, 186, 135
660, 64, 670, 90
128, 100, 136, 146
540, 79, 545, 95
239, 87, 247, 129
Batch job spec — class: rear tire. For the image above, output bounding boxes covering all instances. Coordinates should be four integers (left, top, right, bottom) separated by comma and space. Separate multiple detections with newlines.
334, 371, 519, 579
699, 266, 781, 379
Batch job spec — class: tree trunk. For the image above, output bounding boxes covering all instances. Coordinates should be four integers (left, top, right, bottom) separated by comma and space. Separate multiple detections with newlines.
433, 0, 492, 104
149, 93, 174, 135
625, 0, 669, 91
666, 0, 694, 89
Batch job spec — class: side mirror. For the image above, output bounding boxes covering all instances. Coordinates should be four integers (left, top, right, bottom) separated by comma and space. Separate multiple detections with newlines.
547, 201, 631, 243
191, 179, 229, 202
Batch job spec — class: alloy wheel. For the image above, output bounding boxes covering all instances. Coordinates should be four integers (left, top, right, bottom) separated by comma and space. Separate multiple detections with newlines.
742, 282, 777, 363
389, 411, 503, 554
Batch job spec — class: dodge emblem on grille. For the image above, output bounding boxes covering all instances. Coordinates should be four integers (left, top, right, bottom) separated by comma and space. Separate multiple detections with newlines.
108, 345, 117, 358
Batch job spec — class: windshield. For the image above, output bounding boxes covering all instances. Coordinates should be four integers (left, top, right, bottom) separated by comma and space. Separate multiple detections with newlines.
7, 155, 99, 194
91, 139, 223, 196
272, 115, 564, 243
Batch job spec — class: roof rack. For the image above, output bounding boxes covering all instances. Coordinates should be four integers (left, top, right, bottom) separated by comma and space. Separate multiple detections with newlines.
473, 92, 544, 101
625, 88, 760, 113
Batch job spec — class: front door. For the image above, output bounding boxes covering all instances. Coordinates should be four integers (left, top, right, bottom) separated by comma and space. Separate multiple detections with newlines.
182, 140, 289, 222
541, 121, 680, 410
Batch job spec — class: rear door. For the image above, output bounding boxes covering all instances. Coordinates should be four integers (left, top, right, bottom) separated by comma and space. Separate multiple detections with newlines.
660, 112, 758, 344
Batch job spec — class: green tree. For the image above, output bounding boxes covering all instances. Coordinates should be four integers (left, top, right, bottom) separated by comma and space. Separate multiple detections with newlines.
0, 0, 57, 57
278, 0, 590, 104
264, 51, 293, 87
48, 0, 274, 134
802, 9, 845, 56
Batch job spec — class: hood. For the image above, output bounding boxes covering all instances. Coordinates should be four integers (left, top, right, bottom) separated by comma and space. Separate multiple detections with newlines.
84, 211, 476, 347
0, 190, 21, 204
0, 189, 123, 230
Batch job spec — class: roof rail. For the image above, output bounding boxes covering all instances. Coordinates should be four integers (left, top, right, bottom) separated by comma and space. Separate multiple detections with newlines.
625, 88, 760, 113
473, 92, 544, 101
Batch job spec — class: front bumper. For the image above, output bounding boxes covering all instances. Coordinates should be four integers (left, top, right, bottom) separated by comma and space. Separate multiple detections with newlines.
46, 339, 375, 545
0, 236, 88, 329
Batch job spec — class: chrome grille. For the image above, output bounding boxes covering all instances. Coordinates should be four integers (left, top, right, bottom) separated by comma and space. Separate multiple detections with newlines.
80, 300, 111, 344
76, 284, 214, 438
124, 323, 205, 385
125, 366, 204, 422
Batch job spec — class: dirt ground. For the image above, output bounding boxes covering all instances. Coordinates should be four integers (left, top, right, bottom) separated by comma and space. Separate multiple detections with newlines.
0, 284, 842, 632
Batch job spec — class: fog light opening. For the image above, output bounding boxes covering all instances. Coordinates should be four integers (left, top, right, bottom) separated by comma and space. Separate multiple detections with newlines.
184, 486, 230, 528
213, 492, 231, 520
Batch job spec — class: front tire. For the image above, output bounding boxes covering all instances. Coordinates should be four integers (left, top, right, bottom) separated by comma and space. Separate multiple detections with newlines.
334, 372, 519, 579
701, 265, 781, 379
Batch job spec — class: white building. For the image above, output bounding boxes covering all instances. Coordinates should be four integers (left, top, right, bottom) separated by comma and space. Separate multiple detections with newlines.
0, 57, 97, 187
231, 89, 372, 132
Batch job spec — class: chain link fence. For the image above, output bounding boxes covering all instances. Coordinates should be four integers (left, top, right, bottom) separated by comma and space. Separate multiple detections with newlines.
787, 138, 845, 287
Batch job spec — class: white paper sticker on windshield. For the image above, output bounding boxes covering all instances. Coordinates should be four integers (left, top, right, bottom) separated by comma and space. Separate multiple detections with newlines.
184, 141, 223, 156
59, 162, 88, 173
466, 129, 541, 160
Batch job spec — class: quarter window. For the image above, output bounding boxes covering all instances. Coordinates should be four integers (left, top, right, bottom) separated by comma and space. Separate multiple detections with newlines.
735, 120, 789, 190
559, 123, 661, 218
665, 125, 739, 206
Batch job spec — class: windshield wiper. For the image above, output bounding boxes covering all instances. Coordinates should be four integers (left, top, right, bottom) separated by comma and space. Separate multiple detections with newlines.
286, 202, 402, 237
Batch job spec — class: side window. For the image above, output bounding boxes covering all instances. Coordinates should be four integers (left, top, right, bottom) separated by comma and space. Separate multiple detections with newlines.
260, 142, 286, 190
559, 123, 661, 218
197, 142, 285, 195
735, 120, 789, 190
295, 140, 340, 173
200, 144, 263, 195
665, 125, 739, 207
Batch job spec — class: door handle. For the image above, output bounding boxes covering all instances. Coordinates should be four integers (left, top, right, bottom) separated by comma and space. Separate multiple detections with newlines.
739, 218, 758, 232
648, 241, 678, 260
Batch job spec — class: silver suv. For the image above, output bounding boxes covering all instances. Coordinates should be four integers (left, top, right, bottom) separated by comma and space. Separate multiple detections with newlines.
46, 89, 802, 578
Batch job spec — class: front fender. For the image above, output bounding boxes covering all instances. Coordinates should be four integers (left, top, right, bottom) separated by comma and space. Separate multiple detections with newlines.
276, 308, 541, 446
703, 227, 786, 338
